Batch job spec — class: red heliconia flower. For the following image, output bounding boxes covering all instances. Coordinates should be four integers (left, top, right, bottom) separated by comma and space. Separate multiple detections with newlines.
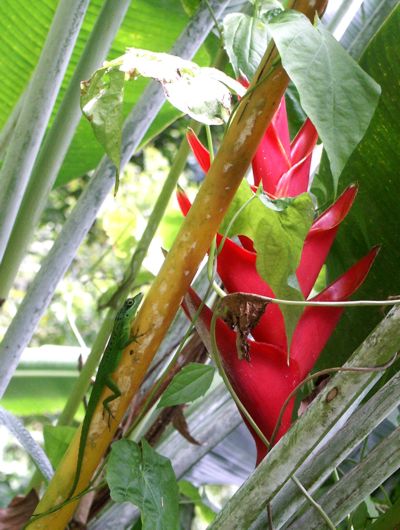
252, 98, 318, 198
179, 95, 379, 464
180, 185, 379, 462
186, 96, 318, 198
184, 242, 378, 464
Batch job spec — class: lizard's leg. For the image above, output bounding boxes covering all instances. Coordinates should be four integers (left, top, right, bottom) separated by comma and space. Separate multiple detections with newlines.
102, 377, 121, 429
124, 331, 146, 353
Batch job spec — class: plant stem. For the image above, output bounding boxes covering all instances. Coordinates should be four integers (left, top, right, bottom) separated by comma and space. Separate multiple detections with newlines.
269, 353, 398, 447
27, 308, 116, 491
28, 20, 228, 499
128, 322, 201, 436
102, 119, 201, 310
205, 125, 215, 161
227, 292, 400, 308
290, 426, 400, 529
0, 89, 25, 158
291, 475, 337, 530
0, 0, 225, 400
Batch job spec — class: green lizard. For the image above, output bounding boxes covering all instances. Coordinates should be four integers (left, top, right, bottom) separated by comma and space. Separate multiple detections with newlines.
67, 293, 143, 500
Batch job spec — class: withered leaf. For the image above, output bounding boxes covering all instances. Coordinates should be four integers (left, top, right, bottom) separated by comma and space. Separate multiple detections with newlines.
172, 406, 201, 446
0, 489, 38, 530
218, 293, 269, 361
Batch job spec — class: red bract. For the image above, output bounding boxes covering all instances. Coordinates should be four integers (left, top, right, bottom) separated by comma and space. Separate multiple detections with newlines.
186, 97, 318, 198
179, 95, 379, 464
183, 288, 300, 464
186, 129, 210, 173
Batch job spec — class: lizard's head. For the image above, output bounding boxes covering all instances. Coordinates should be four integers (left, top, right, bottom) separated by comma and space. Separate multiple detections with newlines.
123, 293, 143, 318
117, 293, 143, 321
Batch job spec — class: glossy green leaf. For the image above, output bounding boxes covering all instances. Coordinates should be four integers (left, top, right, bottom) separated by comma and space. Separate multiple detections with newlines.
312, 5, 400, 369
107, 439, 179, 530
268, 10, 381, 182
158, 363, 215, 408
0, 0, 217, 186
81, 49, 244, 169
220, 181, 314, 347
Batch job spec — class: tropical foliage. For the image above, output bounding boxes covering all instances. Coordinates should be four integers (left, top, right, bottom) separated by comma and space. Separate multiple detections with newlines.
0, 1, 399, 529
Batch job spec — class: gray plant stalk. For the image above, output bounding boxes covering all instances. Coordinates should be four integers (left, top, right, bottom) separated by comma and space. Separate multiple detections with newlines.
287, 426, 400, 529
0, 0, 133, 300
0, 0, 90, 262
0, 0, 232, 398
0, 406, 54, 482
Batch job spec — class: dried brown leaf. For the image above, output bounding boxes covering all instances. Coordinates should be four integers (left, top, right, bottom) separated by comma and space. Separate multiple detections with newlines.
0, 489, 38, 530
218, 293, 269, 361
172, 406, 201, 446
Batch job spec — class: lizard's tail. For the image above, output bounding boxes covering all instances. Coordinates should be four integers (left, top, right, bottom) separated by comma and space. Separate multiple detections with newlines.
67, 452, 83, 501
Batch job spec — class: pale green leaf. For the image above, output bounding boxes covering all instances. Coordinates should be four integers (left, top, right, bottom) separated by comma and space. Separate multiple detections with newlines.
43, 425, 75, 469
220, 181, 314, 347
0, 0, 217, 186
81, 67, 125, 181
107, 439, 179, 530
223, 13, 271, 80
81, 49, 245, 169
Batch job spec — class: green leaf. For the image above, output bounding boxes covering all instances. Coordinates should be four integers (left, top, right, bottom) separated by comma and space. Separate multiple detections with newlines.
351, 495, 379, 529
158, 363, 215, 408
268, 10, 381, 183
285, 82, 307, 139
43, 425, 75, 469
178, 480, 216, 523
2, 354, 83, 416
223, 13, 271, 80
81, 49, 245, 169
340, 0, 398, 61
368, 496, 400, 530
254, 194, 313, 348
311, 5, 400, 369
258, 1, 285, 16
220, 181, 314, 348
107, 439, 179, 530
